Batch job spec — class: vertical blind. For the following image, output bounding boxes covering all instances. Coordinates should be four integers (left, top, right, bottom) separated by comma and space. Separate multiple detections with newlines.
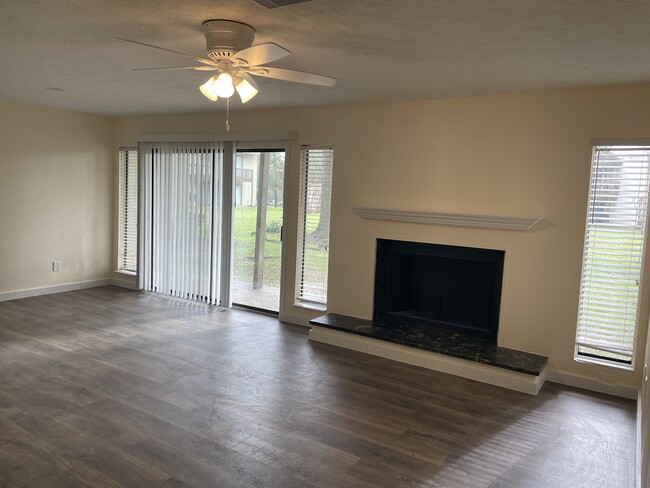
140, 141, 223, 305
117, 148, 138, 273
576, 145, 650, 363
296, 145, 333, 305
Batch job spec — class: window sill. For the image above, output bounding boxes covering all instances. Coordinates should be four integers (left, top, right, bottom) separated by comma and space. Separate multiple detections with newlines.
574, 355, 634, 371
294, 301, 327, 312
115, 270, 137, 277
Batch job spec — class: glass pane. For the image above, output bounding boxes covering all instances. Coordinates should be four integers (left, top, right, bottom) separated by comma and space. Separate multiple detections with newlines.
232, 150, 285, 312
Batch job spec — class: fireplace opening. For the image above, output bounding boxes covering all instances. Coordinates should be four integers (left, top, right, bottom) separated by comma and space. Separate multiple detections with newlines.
373, 239, 505, 340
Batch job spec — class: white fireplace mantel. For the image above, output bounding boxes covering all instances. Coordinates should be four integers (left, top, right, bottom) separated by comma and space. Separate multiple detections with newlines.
351, 206, 542, 231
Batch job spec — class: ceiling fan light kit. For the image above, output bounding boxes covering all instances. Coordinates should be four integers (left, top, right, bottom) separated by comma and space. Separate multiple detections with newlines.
214, 73, 236, 98
122, 19, 336, 106
234, 74, 260, 103
199, 72, 260, 103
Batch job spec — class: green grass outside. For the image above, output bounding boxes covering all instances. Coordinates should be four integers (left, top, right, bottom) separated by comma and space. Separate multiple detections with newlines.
232, 206, 329, 291
233, 206, 283, 287
579, 226, 645, 362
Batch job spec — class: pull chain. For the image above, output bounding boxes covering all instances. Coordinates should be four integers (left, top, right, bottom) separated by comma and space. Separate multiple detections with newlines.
225, 97, 230, 133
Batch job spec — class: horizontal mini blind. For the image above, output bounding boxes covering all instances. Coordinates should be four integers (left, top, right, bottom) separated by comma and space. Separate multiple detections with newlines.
576, 145, 650, 363
296, 145, 333, 305
140, 142, 223, 305
117, 148, 138, 273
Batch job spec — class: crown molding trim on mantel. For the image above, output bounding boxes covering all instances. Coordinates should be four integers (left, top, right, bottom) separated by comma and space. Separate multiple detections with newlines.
351, 207, 542, 231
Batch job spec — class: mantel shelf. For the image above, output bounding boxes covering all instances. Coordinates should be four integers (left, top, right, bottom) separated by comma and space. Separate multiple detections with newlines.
351, 206, 542, 231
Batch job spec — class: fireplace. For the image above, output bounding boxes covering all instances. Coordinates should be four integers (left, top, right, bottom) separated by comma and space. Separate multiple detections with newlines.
373, 239, 505, 340
309, 238, 547, 392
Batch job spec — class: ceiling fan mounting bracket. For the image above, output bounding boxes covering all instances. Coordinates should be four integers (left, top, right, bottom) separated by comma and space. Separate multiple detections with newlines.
202, 20, 256, 61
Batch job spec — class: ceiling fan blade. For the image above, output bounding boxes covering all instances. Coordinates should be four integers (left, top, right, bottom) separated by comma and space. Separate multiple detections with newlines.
249, 67, 337, 86
117, 37, 218, 66
232, 43, 291, 67
133, 66, 218, 71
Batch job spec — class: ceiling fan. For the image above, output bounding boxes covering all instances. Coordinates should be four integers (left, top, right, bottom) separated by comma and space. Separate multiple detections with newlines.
120, 19, 337, 104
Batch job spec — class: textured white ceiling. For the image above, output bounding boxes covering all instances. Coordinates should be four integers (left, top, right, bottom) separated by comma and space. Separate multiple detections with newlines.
1, 0, 650, 116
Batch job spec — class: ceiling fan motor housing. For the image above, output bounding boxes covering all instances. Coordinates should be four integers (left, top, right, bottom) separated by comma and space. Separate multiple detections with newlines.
202, 20, 256, 61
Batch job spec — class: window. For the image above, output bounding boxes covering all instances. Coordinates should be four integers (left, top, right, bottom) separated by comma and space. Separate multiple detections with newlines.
576, 144, 650, 366
117, 148, 138, 273
295, 145, 333, 306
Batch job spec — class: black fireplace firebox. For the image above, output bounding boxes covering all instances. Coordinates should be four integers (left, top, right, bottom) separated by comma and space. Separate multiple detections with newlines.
373, 239, 505, 340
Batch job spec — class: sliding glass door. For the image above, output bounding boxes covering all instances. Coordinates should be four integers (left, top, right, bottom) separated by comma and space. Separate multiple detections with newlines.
139, 142, 286, 312
232, 150, 285, 312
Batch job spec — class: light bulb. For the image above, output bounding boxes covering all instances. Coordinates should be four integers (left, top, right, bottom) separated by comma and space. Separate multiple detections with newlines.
235, 76, 259, 103
199, 77, 218, 101
214, 73, 235, 98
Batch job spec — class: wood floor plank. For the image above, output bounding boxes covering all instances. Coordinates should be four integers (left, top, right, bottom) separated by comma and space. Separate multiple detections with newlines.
124, 436, 268, 488
0, 286, 637, 488
81, 447, 172, 487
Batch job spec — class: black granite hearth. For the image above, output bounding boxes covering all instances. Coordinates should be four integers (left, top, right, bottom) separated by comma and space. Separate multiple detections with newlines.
310, 313, 548, 376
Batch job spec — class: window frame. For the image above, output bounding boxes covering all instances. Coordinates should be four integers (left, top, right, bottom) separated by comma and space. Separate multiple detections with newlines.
117, 147, 138, 275
295, 145, 334, 309
574, 143, 650, 369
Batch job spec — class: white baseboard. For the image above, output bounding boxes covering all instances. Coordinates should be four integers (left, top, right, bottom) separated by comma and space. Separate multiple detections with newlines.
111, 273, 139, 290
545, 370, 638, 399
0, 279, 112, 302
308, 326, 546, 395
279, 312, 311, 327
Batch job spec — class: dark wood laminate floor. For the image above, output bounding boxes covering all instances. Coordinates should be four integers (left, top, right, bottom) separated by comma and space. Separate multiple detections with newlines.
0, 286, 636, 488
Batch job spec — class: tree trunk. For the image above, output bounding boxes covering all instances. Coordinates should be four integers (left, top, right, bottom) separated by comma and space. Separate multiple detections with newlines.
253, 153, 270, 289
310, 173, 331, 242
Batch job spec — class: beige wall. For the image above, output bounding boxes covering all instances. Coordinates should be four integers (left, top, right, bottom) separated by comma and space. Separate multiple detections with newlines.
0, 99, 115, 294
116, 83, 650, 390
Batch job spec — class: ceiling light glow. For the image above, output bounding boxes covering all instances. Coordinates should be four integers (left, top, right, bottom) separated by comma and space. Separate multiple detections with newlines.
235, 76, 259, 103
199, 77, 218, 101
214, 73, 235, 98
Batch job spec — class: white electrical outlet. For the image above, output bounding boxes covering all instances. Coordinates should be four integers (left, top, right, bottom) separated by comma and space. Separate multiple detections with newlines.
52, 261, 61, 272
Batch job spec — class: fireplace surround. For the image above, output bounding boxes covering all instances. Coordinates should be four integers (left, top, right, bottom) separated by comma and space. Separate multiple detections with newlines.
308, 237, 548, 394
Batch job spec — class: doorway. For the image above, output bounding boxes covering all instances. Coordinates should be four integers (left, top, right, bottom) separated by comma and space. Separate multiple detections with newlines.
232, 149, 285, 313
